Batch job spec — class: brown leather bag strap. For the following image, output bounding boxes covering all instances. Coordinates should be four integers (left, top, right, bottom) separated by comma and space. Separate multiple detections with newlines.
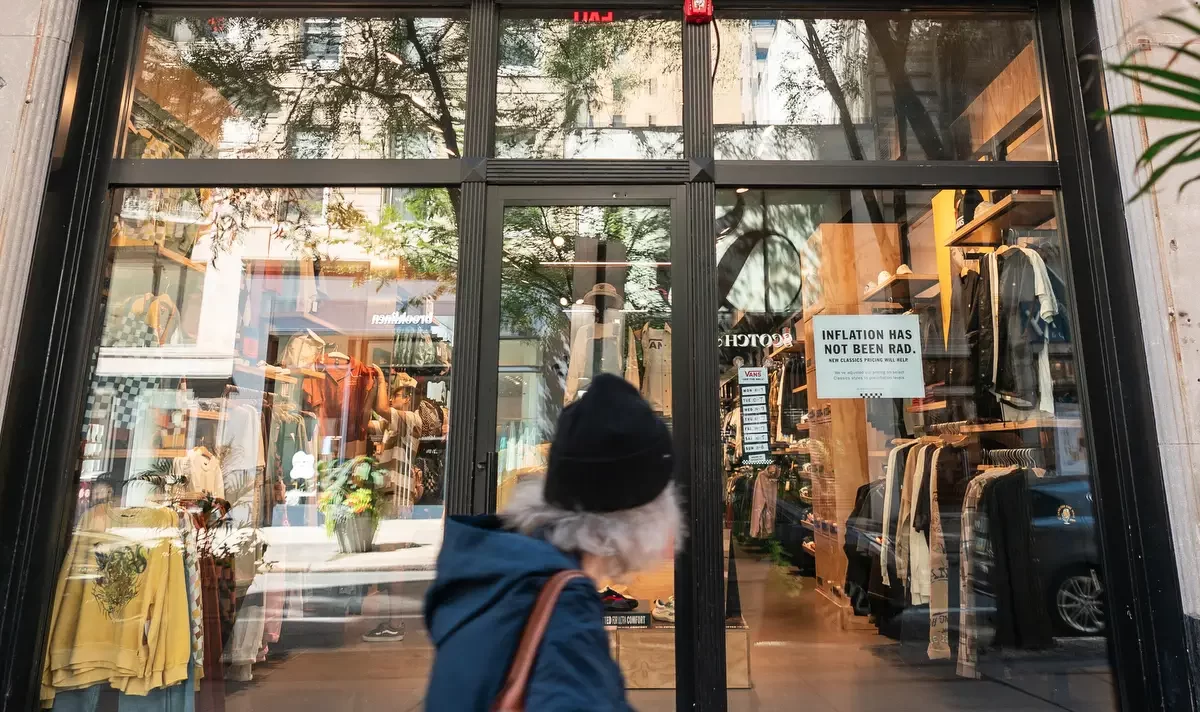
491, 569, 589, 712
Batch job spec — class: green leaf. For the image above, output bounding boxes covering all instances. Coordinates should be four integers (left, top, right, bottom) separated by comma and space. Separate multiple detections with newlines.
1164, 39, 1200, 69
1109, 72, 1200, 107
1108, 103, 1200, 122
1161, 14, 1200, 40
1137, 128, 1200, 166
1131, 137, 1200, 199
1109, 61, 1200, 95
1175, 171, 1200, 195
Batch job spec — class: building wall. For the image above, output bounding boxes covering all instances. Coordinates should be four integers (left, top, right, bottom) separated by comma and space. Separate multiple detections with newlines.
0, 0, 79, 419
1094, 0, 1200, 647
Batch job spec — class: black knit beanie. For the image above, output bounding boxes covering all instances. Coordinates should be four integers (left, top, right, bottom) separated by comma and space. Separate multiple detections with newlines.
544, 373, 674, 513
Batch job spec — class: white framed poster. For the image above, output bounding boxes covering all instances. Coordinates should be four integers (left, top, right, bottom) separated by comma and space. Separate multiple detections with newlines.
812, 314, 925, 399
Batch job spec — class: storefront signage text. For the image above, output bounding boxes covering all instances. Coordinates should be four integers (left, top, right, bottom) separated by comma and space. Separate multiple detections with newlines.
370, 312, 434, 326
572, 10, 614, 22
718, 329, 793, 349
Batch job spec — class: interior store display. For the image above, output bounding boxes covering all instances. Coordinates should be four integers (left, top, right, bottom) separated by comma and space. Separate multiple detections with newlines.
717, 180, 1100, 697
51, 182, 457, 709
23, 4, 1133, 709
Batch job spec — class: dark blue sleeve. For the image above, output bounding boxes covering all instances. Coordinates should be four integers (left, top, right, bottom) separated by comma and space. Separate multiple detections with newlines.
523, 580, 634, 712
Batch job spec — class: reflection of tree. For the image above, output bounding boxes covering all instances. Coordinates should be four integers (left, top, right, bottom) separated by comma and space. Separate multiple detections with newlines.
155, 14, 678, 162
164, 16, 469, 161
496, 18, 682, 157
499, 205, 671, 335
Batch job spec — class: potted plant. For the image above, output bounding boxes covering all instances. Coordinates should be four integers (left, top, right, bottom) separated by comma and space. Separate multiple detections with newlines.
317, 456, 385, 553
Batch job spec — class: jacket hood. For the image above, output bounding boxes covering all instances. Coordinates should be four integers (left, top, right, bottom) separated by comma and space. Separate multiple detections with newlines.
424, 515, 580, 645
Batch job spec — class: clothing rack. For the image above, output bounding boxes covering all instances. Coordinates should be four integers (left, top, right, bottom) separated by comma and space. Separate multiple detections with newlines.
925, 420, 972, 435
983, 448, 1045, 468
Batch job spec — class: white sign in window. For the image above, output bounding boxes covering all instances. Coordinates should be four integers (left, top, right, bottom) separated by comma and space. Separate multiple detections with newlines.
812, 314, 925, 399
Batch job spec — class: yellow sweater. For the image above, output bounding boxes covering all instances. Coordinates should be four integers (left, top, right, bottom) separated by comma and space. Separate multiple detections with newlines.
41, 506, 191, 706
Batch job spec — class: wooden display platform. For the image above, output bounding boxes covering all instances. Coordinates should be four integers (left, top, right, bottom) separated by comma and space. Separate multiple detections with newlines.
609, 621, 751, 689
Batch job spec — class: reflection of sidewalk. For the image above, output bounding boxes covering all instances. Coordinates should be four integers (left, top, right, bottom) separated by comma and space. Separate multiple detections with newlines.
256, 519, 444, 586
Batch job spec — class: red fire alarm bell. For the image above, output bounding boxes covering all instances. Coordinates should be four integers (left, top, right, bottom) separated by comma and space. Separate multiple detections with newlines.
684, 0, 713, 24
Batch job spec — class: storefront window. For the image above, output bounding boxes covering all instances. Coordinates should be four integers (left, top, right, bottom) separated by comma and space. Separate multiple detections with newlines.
46, 185, 457, 709
715, 188, 1113, 711
495, 11, 684, 159
124, 12, 468, 159
494, 203, 678, 700
712, 14, 1051, 161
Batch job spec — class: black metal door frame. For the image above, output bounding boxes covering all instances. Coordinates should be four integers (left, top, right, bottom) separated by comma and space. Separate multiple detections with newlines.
0, 0, 1191, 710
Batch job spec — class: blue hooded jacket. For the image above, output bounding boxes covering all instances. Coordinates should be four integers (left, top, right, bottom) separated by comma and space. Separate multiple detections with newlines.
423, 515, 633, 711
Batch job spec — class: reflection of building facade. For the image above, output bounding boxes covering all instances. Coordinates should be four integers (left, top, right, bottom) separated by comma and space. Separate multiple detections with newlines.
0, 2, 1197, 712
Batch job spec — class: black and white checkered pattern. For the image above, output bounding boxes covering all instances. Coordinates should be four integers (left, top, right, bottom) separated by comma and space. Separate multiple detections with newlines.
85, 375, 161, 429
101, 311, 157, 348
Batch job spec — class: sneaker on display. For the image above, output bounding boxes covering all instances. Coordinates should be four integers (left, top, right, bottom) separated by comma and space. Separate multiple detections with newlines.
652, 598, 675, 624
600, 587, 638, 612
362, 621, 405, 642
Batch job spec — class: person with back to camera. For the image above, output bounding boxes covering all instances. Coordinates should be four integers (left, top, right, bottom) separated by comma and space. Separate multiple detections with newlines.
424, 373, 683, 711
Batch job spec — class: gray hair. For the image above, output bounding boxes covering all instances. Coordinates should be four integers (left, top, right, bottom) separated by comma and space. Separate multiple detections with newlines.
500, 477, 685, 579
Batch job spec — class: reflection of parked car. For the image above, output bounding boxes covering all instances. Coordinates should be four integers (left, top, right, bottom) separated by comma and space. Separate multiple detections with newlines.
1029, 475, 1105, 635
841, 473, 1105, 638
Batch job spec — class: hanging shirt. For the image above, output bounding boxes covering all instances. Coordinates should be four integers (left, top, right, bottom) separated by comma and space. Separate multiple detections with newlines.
564, 320, 625, 404
305, 355, 377, 443
40, 506, 191, 705
279, 332, 325, 370
639, 326, 672, 415
219, 400, 265, 473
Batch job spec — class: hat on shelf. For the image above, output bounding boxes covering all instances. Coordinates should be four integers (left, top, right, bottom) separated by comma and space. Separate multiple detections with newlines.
544, 373, 674, 513
583, 282, 622, 305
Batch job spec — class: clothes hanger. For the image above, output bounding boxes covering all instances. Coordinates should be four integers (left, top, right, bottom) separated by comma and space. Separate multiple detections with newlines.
306, 328, 326, 345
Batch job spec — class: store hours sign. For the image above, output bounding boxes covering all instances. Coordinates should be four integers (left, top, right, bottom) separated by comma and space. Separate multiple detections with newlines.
737, 367, 771, 465
812, 314, 924, 399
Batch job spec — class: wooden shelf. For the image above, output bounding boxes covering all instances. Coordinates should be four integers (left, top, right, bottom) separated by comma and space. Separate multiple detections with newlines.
863, 273, 940, 303
792, 384, 808, 394
290, 367, 325, 379
907, 400, 948, 414
190, 410, 222, 421
766, 340, 804, 360
112, 449, 187, 459
234, 364, 298, 384
957, 418, 1082, 433
112, 241, 207, 273
947, 193, 1057, 247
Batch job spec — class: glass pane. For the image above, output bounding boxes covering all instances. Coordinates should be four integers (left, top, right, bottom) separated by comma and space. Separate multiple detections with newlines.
495, 12, 683, 159
712, 15, 1050, 161
46, 186, 457, 709
715, 188, 1115, 711
496, 203, 676, 704
126, 12, 468, 159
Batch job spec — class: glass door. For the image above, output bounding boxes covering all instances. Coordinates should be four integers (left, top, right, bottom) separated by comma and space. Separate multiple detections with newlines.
474, 185, 685, 708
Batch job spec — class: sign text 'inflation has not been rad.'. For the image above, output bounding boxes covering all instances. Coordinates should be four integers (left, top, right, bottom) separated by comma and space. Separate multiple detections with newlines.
812, 314, 924, 399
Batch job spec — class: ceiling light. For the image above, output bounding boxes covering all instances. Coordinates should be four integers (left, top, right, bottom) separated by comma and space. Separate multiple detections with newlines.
552, 236, 565, 247
384, 51, 404, 65
559, 297, 569, 306
735, 187, 750, 194
575, 298, 584, 304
